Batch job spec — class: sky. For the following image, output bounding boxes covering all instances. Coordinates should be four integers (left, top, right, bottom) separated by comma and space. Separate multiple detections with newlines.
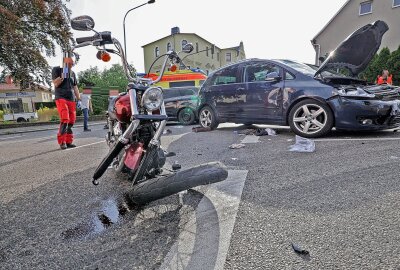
48, 0, 349, 74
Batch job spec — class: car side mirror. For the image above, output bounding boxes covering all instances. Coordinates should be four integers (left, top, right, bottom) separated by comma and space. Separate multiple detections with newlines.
71, 15, 95, 31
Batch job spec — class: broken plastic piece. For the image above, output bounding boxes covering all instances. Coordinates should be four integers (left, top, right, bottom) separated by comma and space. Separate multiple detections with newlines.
291, 243, 309, 255
172, 161, 181, 171
289, 136, 315, 153
192, 126, 211, 133
163, 129, 172, 135
255, 128, 277, 136
229, 143, 246, 149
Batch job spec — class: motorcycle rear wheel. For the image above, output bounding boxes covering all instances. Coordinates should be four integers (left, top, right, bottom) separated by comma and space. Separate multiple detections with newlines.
126, 162, 228, 205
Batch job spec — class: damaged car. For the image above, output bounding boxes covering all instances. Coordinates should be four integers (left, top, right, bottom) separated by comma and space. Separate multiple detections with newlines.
197, 20, 400, 137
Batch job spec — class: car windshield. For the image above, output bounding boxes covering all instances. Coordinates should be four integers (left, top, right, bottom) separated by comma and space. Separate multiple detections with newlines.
274, 59, 351, 78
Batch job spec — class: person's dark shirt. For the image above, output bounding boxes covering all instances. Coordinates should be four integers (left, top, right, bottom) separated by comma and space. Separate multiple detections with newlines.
52, 66, 77, 101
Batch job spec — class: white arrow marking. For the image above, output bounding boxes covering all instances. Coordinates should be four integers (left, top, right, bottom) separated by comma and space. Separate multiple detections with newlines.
159, 170, 248, 270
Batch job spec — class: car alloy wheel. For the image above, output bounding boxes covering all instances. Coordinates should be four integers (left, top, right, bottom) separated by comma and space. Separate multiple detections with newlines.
199, 106, 218, 129
289, 99, 333, 138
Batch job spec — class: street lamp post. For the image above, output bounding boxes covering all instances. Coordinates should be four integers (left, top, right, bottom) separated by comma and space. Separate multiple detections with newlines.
123, 0, 155, 60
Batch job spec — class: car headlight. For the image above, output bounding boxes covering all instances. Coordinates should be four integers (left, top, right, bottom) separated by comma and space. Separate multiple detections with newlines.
142, 87, 163, 111
337, 87, 375, 98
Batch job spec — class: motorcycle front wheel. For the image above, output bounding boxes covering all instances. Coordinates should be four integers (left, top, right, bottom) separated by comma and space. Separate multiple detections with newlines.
125, 162, 228, 205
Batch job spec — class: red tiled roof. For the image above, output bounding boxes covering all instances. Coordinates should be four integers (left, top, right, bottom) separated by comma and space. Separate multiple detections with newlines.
0, 83, 19, 91
0, 83, 50, 92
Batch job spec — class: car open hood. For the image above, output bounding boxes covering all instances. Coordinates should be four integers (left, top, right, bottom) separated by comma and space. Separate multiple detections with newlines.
315, 20, 389, 77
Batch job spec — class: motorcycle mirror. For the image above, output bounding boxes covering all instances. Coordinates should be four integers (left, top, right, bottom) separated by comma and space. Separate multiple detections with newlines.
71, 15, 95, 31
182, 43, 194, 54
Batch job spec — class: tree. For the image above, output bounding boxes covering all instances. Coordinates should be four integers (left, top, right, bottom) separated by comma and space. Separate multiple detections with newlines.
387, 46, 400, 86
360, 47, 391, 83
0, 0, 72, 88
77, 64, 133, 114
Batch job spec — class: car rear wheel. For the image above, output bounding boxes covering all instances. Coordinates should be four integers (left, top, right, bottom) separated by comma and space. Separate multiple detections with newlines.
289, 99, 333, 138
178, 108, 196, 125
199, 106, 219, 129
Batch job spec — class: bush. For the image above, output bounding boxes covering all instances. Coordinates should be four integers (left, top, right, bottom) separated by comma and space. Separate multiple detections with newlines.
0, 110, 3, 121
92, 95, 109, 115
37, 107, 59, 122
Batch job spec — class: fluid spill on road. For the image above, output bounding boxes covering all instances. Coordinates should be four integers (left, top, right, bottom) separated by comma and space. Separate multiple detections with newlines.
61, 198, 135, 240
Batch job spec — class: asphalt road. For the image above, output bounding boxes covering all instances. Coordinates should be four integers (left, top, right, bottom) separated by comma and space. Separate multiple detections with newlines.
1, 122, 400, 269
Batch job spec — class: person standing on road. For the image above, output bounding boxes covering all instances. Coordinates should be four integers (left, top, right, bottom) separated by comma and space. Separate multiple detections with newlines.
81, 92, 93, 132
377, 69, 393, 85
52, 52, 81, 150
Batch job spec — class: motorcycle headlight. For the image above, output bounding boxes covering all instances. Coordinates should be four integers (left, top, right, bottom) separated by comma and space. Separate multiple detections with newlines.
142, 87, 163, 111
337, 87, 375, 98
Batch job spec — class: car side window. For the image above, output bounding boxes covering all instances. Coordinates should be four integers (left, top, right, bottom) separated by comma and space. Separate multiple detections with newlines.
211, 66, 239, 85
245, 63, 281, 82
285, 71, 295, 80
163, 89, 180, 99
179, 88, 197, 96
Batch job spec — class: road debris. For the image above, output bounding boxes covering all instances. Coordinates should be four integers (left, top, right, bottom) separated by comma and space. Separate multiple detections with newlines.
255, 128, 277, 136
238, 129, 257, 135
291, 243, 310, 255
229, 143, 246, 149
390, 156, 399, 159
162, 129, 172, 135
231, 158, 238, 160
192, 126, 212, 133
289, 136, 315, 153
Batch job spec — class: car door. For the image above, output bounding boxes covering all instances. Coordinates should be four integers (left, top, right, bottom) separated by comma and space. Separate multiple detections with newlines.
206, 65, 242, 118
239, 62, 284, 122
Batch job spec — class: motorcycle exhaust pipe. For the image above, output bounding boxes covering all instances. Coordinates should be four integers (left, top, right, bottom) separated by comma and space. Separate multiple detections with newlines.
92, 120, 139, 185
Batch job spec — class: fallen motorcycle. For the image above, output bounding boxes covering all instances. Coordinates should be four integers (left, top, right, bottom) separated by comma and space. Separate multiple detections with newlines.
70, 14, 227, 205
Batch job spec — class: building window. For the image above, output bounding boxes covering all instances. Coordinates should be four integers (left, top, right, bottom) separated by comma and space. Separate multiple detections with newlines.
196, 43, 199, 53
393, 0, 400, 7
359, 1, 372, 15
155, 46, 159, 57
167, 42, 172, 52
206, 46, 209, 57
217, 52, 220, 61
226, 52, 231, 62
181, 40, 187, 50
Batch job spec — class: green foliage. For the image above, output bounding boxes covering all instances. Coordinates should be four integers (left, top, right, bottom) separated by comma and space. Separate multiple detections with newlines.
91, 95, 109, 115
78, 64, 132, 91
78, 64, 135, 114
360, 47, 396, 84
387, 46, 400, 86
0, 0, 72, 87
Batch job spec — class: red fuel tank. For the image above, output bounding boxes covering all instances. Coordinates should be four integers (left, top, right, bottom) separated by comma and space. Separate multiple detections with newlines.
114, 94, 132, 123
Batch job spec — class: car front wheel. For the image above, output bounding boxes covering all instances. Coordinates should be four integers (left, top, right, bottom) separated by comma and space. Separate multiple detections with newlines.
288, 99, 334, 138
199, 106, 219, 129
178, 108, 196, 125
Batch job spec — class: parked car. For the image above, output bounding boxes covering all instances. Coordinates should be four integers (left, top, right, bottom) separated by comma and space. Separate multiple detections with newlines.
3, 112, 38, 122
163, 87, 199, 125
197, 20, 399, 137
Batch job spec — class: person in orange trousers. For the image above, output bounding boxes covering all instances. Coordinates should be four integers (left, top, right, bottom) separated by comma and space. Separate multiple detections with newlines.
52, 52, 81, 150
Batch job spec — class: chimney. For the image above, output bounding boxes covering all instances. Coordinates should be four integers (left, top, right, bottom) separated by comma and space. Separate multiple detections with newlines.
171, 26, 180, 35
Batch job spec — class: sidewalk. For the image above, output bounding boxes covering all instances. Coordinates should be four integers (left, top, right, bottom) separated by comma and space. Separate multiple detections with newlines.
0, 121, 106, 136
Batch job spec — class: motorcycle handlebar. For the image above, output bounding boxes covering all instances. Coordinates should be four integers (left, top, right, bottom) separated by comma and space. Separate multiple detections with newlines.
76, 34, 100, 44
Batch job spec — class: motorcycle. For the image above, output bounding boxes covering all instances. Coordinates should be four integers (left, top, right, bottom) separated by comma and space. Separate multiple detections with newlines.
70, 15, 228, 205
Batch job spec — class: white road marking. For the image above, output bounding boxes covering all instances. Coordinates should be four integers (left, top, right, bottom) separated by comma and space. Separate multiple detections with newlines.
65, 141, 103, 151
241, 135, 259, 144
314, 137, 400, 142
159, 170, 248, 270
0, 135, 25, 140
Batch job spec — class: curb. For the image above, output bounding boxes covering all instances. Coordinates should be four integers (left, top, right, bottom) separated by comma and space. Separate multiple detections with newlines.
0, 122, 106, 136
